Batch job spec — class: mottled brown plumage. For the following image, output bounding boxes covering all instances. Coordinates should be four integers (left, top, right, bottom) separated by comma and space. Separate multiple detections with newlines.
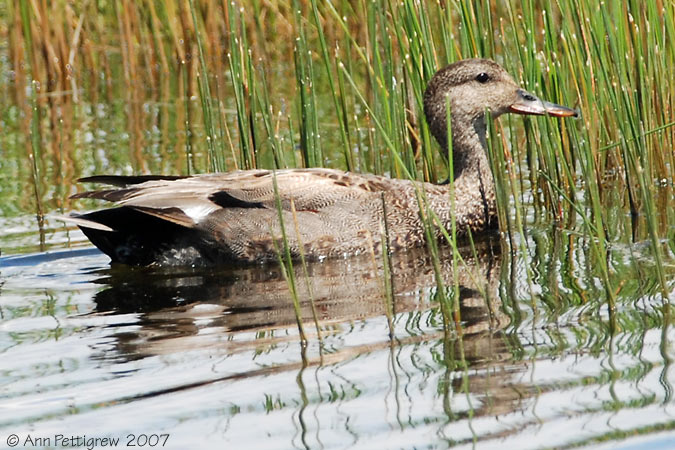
64, 59, 577, 266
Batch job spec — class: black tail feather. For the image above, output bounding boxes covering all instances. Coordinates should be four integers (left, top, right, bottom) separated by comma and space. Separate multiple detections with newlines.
78, 174, 187, 187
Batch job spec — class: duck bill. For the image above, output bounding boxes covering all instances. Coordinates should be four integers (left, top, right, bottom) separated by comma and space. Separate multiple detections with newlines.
509, 89, 578, 117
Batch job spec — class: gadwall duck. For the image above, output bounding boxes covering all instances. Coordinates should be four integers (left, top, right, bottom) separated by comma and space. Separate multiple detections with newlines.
65, 59, 577, 266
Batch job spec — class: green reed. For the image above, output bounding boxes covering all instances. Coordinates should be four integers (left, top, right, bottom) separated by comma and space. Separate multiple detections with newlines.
6, 0, 674, 300
293, 0, 323, 168
256, 65, 287, 169
289, 199, 323, 344
552, 1, 673, 298
271, 172, 307, 345
378, 195, 396, 338
226, 1, 257, 170
187, 0, 223, 172
310, 0, 354, 171
18, 0, 45, 249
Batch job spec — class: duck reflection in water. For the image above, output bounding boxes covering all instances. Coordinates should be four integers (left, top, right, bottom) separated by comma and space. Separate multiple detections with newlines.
92, 238, 504, 340
87, 238, 534, 424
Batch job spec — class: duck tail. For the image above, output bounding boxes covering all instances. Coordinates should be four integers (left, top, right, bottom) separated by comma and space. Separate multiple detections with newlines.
54, 207, 202, 266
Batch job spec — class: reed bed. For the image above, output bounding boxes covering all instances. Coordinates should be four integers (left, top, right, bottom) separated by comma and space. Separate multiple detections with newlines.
2, 1, 673, 312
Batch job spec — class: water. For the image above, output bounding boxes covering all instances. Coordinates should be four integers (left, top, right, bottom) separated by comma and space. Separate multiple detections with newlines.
1, 221, 673, 448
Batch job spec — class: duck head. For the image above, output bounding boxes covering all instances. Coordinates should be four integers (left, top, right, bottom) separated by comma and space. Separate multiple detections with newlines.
423, 58, 577, 160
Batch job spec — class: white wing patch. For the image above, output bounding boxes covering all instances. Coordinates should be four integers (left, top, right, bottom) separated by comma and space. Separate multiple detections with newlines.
180, 204, 219, 223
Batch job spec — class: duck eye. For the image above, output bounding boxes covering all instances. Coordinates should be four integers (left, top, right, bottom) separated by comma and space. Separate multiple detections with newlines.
475, 72, 490, 83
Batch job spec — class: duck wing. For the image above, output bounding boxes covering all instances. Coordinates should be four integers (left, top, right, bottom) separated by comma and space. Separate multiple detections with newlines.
63, 168, 435, 265
71, 168, 393, 229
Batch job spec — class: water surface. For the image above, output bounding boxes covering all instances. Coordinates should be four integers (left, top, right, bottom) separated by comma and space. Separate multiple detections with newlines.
1, 224, 673, 448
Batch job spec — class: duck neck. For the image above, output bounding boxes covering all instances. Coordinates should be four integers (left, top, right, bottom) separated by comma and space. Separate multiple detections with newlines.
444, 115, 497, 225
